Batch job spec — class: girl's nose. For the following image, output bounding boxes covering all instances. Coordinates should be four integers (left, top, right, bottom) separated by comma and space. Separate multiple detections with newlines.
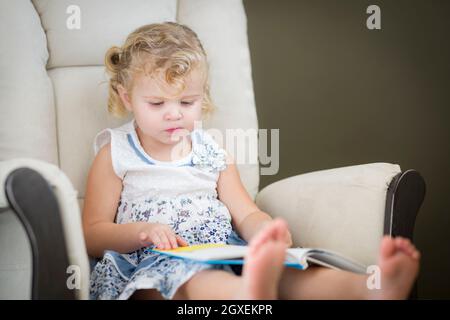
164, 106, 183, 121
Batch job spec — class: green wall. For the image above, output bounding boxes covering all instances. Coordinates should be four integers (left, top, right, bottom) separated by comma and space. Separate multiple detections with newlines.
244, 0, 450, 299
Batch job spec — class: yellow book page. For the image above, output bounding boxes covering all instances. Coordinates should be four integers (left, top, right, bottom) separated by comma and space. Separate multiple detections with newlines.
158, 243, 229, 253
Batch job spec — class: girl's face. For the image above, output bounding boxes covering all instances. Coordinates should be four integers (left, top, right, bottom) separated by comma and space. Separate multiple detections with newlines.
118, 67, 205, 145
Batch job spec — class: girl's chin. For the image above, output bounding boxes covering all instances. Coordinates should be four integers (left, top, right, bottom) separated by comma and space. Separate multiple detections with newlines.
165, 129, 190, 137
164, 133, 186, 144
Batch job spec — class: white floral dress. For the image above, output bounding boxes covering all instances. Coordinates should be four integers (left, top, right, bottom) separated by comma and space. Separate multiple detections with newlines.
89, 119, 247, 300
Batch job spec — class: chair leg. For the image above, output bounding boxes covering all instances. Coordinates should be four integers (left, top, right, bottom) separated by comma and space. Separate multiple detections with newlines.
4, 167, 76, 299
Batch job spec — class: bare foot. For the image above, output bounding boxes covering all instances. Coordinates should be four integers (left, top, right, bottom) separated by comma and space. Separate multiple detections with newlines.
369, 236, 421, 299
235, 218, 289, 300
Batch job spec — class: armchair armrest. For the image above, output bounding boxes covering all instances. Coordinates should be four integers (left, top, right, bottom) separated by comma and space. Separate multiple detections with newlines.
0, 158, 90, 299
384, 169, 426, 240
255, 162, 403, 266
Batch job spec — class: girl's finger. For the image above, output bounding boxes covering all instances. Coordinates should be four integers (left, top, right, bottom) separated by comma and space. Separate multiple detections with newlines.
176, 235, 189, 247
157, 230, 171, 249
150, 232, 163, 249
168, 233, 178, 249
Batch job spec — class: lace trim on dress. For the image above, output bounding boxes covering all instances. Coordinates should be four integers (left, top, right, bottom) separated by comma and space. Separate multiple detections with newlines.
191, 130, 227, 173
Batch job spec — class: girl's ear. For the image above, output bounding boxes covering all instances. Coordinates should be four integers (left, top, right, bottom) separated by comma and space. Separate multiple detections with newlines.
117, 84, 133, 112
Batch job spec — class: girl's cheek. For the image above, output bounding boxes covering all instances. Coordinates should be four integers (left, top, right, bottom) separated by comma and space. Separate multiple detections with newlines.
192, 103, 204, 117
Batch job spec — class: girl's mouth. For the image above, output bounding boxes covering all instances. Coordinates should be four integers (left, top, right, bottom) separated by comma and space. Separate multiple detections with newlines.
165, 127, 182, 133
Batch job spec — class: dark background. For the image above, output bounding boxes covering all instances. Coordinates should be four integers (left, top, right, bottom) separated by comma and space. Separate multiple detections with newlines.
243, 0, 450, 299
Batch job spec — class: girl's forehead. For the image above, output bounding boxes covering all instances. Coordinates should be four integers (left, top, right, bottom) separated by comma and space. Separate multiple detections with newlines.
133, 68, 205, 97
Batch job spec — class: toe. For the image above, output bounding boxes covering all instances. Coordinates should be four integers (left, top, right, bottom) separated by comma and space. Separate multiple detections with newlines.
274, 218, 289, 241
250, 223, 274, 248
394, 237, 404, 247
404, 242, 416, 256
259, 240, 287, 265
380, 235, 396, 259
397, 238, 416, 257
248, 219, 290, 256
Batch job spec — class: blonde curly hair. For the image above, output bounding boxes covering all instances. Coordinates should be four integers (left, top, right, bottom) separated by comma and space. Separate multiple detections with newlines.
104, 22, 215, 119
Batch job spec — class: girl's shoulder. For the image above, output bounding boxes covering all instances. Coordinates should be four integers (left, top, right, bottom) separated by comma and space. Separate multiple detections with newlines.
93, 120, 134, 156
92, 119, 135, 179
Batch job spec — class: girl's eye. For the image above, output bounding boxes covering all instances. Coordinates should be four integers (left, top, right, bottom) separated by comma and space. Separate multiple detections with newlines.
148, 102, 163, 106
181, 101, 194, 106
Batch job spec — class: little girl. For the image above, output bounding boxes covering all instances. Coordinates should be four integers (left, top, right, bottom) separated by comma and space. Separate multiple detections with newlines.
83, 22, 421, 300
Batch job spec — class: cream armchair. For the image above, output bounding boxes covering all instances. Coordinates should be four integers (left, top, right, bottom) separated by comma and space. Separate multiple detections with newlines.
0, 0, 425, 299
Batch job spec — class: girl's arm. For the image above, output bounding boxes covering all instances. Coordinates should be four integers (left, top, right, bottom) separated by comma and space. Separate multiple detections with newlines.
82, 143, 148, 257
217, 152, 293, 246
83, 221, 150, 258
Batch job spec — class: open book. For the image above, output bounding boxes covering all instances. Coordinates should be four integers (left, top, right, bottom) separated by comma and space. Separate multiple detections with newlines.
150, 243, 367, 274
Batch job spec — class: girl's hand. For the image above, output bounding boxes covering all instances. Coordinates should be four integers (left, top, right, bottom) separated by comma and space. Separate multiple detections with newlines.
138, 223, 189, 250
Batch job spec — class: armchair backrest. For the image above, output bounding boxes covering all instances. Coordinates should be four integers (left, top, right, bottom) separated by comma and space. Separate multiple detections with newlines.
0, 0, 260, 212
